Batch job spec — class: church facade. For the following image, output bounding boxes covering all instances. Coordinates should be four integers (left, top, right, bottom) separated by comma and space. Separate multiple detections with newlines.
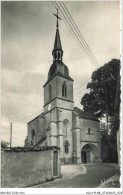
25, 13, 102, 164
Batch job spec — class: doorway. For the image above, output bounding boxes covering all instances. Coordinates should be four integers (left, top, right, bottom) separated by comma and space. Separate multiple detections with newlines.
82, 151, 87, 163
81, 144, 98, 163
53, 151, 58, 176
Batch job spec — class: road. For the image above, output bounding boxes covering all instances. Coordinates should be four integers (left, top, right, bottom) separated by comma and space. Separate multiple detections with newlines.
36, 163, 118, 188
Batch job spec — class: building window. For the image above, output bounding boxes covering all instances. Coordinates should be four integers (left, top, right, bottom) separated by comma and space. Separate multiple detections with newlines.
88, 128, 91, 134
62, 82, 67, 97
58, 51, 61, 60
31, 129, 35, 140
63, 119, 69, 126
64, 140, 69, 154
49, 84, 52, 99
31, 129, 35, 146
86, 128, 93, 135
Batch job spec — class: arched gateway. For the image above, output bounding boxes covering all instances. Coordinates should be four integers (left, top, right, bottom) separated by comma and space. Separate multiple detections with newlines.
81, 144, 99, 163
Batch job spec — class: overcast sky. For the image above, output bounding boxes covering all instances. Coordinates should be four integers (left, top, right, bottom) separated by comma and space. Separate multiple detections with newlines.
1, 1, 120, 146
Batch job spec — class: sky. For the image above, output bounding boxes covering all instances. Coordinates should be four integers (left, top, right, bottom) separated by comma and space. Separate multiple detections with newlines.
1, 1, 120, 146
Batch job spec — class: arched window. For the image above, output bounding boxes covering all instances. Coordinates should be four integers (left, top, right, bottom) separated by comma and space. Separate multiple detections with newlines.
62, 84, 64, 96
62, 82, 67, 97
88, 128, 91, 134
49, 84, 52, 99
58, 51, 61, 60
86, 128, 93, 135
31, 129, 35, 141
31, 129, 35, 146
63, 119, 69, 126
54, 52, 57, 61
64, 140, 70, 154
64, 82, 67, 97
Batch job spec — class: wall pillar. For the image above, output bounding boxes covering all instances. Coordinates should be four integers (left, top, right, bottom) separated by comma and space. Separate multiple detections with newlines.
72, 128, 81, 164
57, 109, 64, 163
49, 123, 57, 146
49, 109, 57, 146
76, 128, 81, 164
76, 115, 81, 164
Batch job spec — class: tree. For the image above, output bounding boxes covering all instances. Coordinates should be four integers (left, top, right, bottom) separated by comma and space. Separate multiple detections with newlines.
81, 59, 120, 163
81, 59, 120, 119
1, 141, 9, 148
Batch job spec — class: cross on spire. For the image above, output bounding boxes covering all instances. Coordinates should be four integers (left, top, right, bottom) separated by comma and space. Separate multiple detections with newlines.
53, 9, 61, 28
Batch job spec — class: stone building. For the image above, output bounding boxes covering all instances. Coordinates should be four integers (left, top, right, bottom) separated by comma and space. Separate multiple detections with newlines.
25, 12, 102, 164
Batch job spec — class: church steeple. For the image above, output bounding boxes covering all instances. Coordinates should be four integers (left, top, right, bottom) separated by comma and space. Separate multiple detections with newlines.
43, 9, 74, 111
52, 9, 63, 62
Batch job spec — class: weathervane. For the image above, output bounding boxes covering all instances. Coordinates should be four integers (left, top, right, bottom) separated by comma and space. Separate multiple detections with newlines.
53, 9, 61, 28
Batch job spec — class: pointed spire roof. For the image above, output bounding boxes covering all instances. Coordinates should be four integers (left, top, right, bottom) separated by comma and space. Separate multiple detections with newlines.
43, 9, 74, 85
53, 9, 62, 52
53, 28, 62, 51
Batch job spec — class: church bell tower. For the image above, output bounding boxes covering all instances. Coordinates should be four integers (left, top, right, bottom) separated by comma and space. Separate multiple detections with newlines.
43, 9, 74, 113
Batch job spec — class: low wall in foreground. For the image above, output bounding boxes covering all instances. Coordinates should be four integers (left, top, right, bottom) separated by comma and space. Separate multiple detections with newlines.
1, 146, 61, 188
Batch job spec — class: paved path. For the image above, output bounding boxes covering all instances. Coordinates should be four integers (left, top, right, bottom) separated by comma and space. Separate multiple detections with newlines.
61, 164, 86, 178
35, 163, 118, 188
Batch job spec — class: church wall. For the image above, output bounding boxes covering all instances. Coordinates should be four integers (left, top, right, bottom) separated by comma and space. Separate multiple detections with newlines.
79, 118, 102, 162
72, 128, 81, 164
44, 76, 74, 109
43, 109, 58, 146
1, 149, 61, 188
28, 118, 39, 144
44, 77, 56, 106
50, 108, 58, 122
56, 99, 74, 110
79, 118, 100, 143
44, 112, 50, 129
72, 112, 78, 129
60, 109, 73, 164
56, 76, 73, 102
45, 114, 50, 146
38, 117, 46, 138
72, 112, 82, 163
44, 108, 74, 164
28, 117, 47, 146
44, 99, 74, 113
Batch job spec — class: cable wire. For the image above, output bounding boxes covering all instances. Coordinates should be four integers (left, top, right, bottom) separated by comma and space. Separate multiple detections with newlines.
52, 1, 99, 69
61, 1, 100, 68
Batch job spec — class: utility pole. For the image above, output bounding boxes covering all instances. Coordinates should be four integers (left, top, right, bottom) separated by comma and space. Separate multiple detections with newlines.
10, 122, 12, 147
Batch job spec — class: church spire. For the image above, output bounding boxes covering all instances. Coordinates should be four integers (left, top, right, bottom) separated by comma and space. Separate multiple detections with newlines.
52, 9, 63, 62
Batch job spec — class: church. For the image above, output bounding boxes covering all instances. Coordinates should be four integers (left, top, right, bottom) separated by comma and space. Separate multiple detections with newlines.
25, 10, 102, 164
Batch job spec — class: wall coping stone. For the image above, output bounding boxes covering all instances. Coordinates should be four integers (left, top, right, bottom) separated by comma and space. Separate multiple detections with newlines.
3, 146, 60, 152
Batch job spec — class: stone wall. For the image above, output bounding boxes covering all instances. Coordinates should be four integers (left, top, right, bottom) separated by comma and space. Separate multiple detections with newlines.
27, 116, 46, 146
79, 118, 101, 163
80, 118, 101, 143
27, 117, 39, 144
43, 75, 74, 109
44, 107, 74, 164
1, 147, 61, 188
